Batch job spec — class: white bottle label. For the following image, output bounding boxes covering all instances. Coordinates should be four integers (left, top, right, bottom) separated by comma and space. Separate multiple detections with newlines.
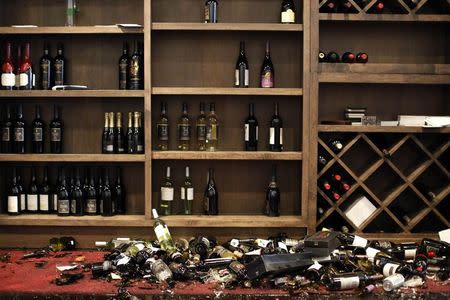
245, 124, 249, 141
19, 73, 29, 86
155, 224, 170, 241
351, 236, 368, 248
280, 128, 283, 145
256, 126, 259, 141
281, 9, 295, 23
7, 196, 19, 213
245, 69, 249, 86
383, 263, 400, 277
86, 199, 97, 213
234, 69, 249, 86
404, 249, 417, 260
15, 74, 20, 88
58, 199, 70, 214
27, 194, 38, 211
269, 127, 275, 145
1, 73, 15, 87
366, 247, 380, 262
181, 187, 185, 200
53, 194, 58, 211
340, 276, 360, 290
161, 187, 174, 201
308, 262, 323, 271
20, 194, 26, 211
39, 195, 49, 211
187, 187, 194, 201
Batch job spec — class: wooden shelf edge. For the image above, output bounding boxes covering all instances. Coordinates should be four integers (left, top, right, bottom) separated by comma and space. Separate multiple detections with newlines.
318, 63, 450, 75
152, 151, 303, 160
319, 13, 450, 22
318, 73, 450, 84
0, 90, 146, 98
152, 22, 303, 31
0, 154, 146, 162
160, 215, 307, 228
152, 87, 303, 96
318, 125, 450, 133
0, 215, 149, 227
0, 26, 144, 34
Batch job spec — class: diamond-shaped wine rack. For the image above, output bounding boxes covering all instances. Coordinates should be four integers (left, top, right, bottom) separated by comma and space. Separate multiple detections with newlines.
317, 132, 450, 234
319, 0, 441, 15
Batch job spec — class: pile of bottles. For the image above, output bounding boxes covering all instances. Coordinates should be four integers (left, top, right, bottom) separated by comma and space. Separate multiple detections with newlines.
91, 210, 450, 293
102, 111, 144, 154
319, 50, 368, 63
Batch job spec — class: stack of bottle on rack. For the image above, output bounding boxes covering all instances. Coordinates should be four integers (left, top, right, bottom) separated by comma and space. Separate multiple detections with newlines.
319, 0, 450, 14
1, 104, 63, 153
156, 102, 284, 152
319, 173, 352, 201
117, 41, 144, 90
102, 111, 144, 154
158, 165, 281, 217
319, 50, 368, 63
5, 166, 126, 217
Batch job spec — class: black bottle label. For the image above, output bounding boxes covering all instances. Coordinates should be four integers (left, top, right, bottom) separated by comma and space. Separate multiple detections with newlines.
40, 62, 51, 89
178, 124, 191, 141
197, 124, 206, 141
70, 200, 76, 214
58, 199, 70, 214
2, 127, 10, 141
51, 128, 61, 142
86, 199, 97, 214
33, 128, 43, 142
14, 128, 24, 142
54, 63, 64, 85
157, 124, 169, 141
119, 62, 128, 90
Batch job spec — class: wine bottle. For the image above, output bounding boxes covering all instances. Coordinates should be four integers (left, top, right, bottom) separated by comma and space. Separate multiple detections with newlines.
27, 167, 39, 213
281, 0, 295, 23
85, 168, 98, 215
245, 103, 258, 151
152, 208, 178, 253
341, 52, 356, 63
181, 166, 194, 215
370, 1, 385, 13
2, 105, 13, 153
102, 112, 109, 154
114, 167, 125, 214
234, 41, 249, 88
52, 168, 62, 213
204, 168, 219, 215
196, 102, 207, 151
126, 111, 136, 153
324, 272, 382, 291
321, 0, 339, 13
19, 43, 34, 90
178, 102, 191, 151
50, 105, 63, 154
115, 112, 125, 153
57, 169, 70, 216
13, 104, 25, 154
265, 165, 280, 217
7, 168, 20, 215
356, 52, 368, 63
326, 51, 340, 63
101, 170, 114, 216
339, 180, 351, 193
383, 273, 406, 292
129, 40, 143, 90
1, 42, 15, 90
17, 170, 26, 213
54, 43, 66, 86
71, 168, 84, 216
39, 43, 52, 90
204, 0, 218, 23
97, 170, 104, 214
269, 102, 283, 152
105, 112, 115, 154
338, 233, 368, 248
118, 42, 130, 90
39, 167, 50, 213
318, 155, 328, 168
14, 45, 21, 90
205, 103, 219, 151
31, 105, 45, 153
160, 166, 174, 216
321, 179, 332, 191
319, 50, 327, 63
134, 111, 145, 154
339, 0, 354, 12
329, 138, 343, 152
260, 41, 274, 88
157, 102, 169, 151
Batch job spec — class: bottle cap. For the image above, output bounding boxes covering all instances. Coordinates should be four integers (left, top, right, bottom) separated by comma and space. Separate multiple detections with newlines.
152, 208, 159, 219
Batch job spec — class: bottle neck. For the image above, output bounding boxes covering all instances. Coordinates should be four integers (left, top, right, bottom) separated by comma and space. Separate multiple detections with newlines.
208, 169, 214, 181
23, 44, 30, 61
123, 42, 128, 55
166, 167, 171, 178
134, 113, 140, 127
199, 103, 205, 115
274, 103, 279, 116
161, 103, 167, 115
104, 113, 109, 128
185, 167, 190, 178
109, 113, 115, 128
249, 103, 254, 117
128, 113, 133, 128
54, 106, 59, 119
182, 103, 188, 115
116, 114, 122, 128
210, 103, 215, 114
17, 105, 23, 118
239, 42, 245, 56
116, 169, 122, 184
5, 43, 12, 60
265, 42, 270, 58
35, 106, 41, 119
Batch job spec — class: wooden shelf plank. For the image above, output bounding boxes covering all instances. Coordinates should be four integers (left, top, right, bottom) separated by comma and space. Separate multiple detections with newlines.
0, 154, 146, 162
318, 125, 450, 133
160, 215, 307, 228
0, 215, 149, 227
152, 22, 303, 31
152, 151, 302, 161
318, 63, 450, 75
319, 13, 450, 22
0, 26, 143, 34
152, 87, 303, 96
319, 73, 450, 84
0, 90, 145, 98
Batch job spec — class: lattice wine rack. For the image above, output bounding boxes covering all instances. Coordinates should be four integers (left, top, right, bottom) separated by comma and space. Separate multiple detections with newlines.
317, 132, 450, 234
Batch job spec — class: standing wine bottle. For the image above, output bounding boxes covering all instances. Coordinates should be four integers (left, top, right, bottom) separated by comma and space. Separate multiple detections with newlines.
194, 103, 207, 152
160, 166, 174, 216
118, 42, 130, 90
27, 167, 39, 213
114, 167, 125, 214
14, 45, 21, 90
1, 105, 13, 153
134, 111, 145, 154
31, 105, 45, 153
265, 165, 280, 217
97, 170, 104, 214
204, 168, 218, 215
53, 43, 66, 86
50, 105, 63, 153
13, 104, 25, 154
39, 43, 52, 90
157, 102, 169, 151
85, 168, 98, 215
39, 167, 50, 213
269, 102, 283, 152
105, 112, 115, 154
17, 170, 26, 213
71, 168, 84, 216
244, 103, 258, 151
101, 112, 109, 154
57, 169, 70, 216
7, 168, 20, 215
115, 112, 125, 153
129, 40, 143, 90
19, 43, 35, 90
101, 170, 114, 216
1, 42, 15, 90
177, 102, 191, 151
205, 103, 219, 151
126, 112, 136, 153
260, 41, 274, 88
281, 0, 295, 23
204, 0, 218, 23
52, 168, 62, 213
234, 41, 249, 88
181, 166, 194, 215
152, 209, 178, 253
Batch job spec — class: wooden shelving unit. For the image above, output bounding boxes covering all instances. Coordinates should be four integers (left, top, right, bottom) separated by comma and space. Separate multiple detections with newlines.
152, 87, 303, 96
152, 151, 302, 161
152, 23, 303, 31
